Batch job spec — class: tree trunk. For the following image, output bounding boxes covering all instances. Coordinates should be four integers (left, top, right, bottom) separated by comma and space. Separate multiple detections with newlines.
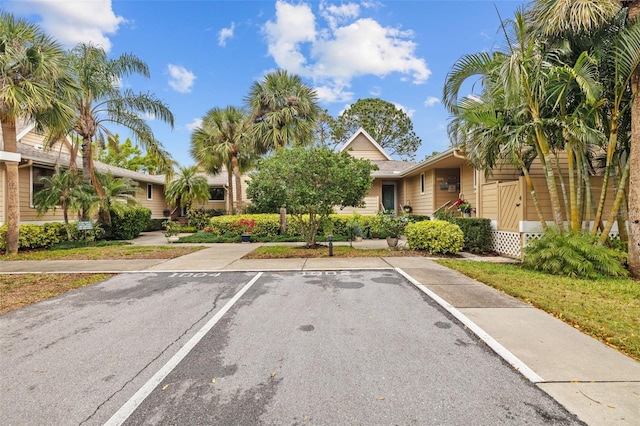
231, 154, 242, 215
600, 158, 630, 243
627, 0, 640, 277
2, 119, 20, 254
81, 136, 92, 184
592, 121, 619, 234
226, 168, 233, 215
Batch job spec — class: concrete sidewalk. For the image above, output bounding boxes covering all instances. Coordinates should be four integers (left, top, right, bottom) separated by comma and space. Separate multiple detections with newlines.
1, 231, 638, 425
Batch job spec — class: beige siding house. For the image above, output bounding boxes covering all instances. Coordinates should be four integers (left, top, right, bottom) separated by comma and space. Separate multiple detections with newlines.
341, 128, 624, 257
0, 124, 237, 226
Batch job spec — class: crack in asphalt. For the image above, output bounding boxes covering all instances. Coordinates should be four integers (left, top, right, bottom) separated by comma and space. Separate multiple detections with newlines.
79, 291, 226, 425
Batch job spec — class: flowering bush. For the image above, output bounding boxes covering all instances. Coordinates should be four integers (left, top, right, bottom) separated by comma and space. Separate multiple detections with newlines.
231, 218, 256, 235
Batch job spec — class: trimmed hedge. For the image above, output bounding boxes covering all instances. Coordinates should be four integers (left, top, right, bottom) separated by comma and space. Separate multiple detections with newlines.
145, 218, 166, 232
405, 220, 464, 254
109, 207, 151, 240
449, 217, 493, 254
0, 222, 67, 251
206, 214, 378, 238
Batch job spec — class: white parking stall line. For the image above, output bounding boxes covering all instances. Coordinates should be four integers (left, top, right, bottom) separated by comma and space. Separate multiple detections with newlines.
396, 267, 544, 384
104, 272, 264, 426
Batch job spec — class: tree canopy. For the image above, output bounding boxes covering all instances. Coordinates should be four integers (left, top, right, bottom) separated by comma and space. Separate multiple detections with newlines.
246, 146, 376, 247
97, 135, 161, 174
0, 12, 77, 254
245, 69, 320, 152
330, 98, 421, 160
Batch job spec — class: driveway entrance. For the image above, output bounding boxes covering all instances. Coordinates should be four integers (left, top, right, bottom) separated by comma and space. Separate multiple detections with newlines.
0, 270, 580, 425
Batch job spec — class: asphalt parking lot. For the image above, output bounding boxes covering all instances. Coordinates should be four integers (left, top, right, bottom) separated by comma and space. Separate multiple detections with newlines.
1, 270, 582, 425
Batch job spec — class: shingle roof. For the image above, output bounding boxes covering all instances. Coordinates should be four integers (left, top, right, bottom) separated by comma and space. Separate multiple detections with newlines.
370, 159, 416, 177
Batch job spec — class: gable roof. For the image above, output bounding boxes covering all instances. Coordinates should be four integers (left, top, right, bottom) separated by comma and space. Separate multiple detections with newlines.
339, 127, 393, 161
400, 148, 468, 177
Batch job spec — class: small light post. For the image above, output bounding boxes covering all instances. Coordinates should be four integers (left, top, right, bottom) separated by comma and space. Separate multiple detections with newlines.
328, 234, 333, 257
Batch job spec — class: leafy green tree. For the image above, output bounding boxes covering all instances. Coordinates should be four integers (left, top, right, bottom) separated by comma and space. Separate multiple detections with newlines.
0, 12, 77, 254
246, 146, 376, 247
330, 98, 421, 160
246, 69, 320, 152
165, 165, 210, 214
97, 135, 161, 174
190, 106, 252, 214
313, 109, 339, 149
55, 43, 174, 208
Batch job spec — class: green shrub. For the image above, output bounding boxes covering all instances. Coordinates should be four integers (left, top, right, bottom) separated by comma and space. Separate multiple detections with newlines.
405, 220, 464, 254
206, 213, 379, 239
450, 217, 493, 253
0, 222, 63, 251
406, 214, 429, 223
145, 218, 166, 232
109, 207, 151, 240
188, 208, 226, 230
208, 214, 281, 237
523, 227, 628, 279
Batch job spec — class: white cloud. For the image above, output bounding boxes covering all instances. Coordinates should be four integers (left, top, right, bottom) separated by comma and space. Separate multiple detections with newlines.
167, 64, 196, 94
6, 0, 125, 52
262, 0, 431, 104
393, 102, 415, 119
263, 1, 316, 75
218, 22, 235, 47
186, 118, 203, 131
314, 83, 354, 104
320, 1, 360, 30
424, 96, 440, 107
369, 86, 382, 97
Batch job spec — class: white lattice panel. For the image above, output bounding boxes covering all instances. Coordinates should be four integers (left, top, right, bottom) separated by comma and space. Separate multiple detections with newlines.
491, 231, 522, 258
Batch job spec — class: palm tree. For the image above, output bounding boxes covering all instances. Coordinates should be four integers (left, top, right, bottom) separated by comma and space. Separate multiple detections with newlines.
623, 0, 640, 277
0, 12, 77, 254
189, 137, 230, 213
32, 167, 88, 240
55, 43, 174, 211
527, 0, 640, 276
245, 69, 320, 152
445, 10, 571, 229
94, 171, 141, 232
191, 106, 251, 214
164, 165, 210, 216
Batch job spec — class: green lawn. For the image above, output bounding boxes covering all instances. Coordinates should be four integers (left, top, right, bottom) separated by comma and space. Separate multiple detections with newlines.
437, 260, 640, 361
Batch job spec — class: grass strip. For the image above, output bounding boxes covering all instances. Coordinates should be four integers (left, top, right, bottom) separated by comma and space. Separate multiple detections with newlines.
243, 245, 439, 259
0, 245, 205, 261
437, 260, 640, 361
0, 274, 114, 315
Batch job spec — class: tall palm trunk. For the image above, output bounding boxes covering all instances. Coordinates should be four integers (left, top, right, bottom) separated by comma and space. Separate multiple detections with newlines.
600, 157, 631, 242
627, 0, 640, 277
517, 156, 548, 230
592, 119, 620, 234
231, 154, 242, 214
532, 121, 566, 229
226, 168, 233, 215
1, 118, 20, 254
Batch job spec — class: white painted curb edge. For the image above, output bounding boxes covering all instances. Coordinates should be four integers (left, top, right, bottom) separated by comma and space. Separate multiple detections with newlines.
396, 267, 544, 384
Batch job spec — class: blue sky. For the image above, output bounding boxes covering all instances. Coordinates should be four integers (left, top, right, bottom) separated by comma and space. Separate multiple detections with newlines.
2, 0, 527, 166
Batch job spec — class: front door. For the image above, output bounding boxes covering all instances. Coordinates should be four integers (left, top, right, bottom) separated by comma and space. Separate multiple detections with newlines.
382, 184, 395, 212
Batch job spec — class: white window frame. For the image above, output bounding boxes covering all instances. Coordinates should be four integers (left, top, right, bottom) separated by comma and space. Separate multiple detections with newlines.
420, 173, 425, 194
147, 184, 153, 200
